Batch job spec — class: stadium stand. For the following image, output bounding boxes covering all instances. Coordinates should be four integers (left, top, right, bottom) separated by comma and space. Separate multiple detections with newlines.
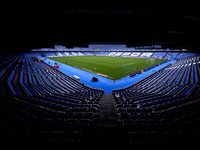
113, 55, 200, 145
0, 50, 200, 147
140, 53, 153, 57
122, 52, 131, 56
89, 44, 126, 51
45, 52, 57, 57
108, 52, 116, 56
114, 52, 123, 57
152, 52, 166, 58
0, 54, 104, 146
83, 52, 94, 55
130, 52, 141, 57
77, 52, 83, 56
71, 52, 77, 56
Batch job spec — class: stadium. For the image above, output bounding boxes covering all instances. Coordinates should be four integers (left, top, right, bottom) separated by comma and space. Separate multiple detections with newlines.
1, 2, 200, 148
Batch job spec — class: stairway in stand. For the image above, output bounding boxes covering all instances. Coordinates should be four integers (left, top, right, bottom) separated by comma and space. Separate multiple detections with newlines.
95, 93, 120, 127
82, 93, 128, 146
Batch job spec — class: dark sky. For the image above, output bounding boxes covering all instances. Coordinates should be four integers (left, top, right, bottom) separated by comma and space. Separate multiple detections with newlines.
2, 2, 200, 53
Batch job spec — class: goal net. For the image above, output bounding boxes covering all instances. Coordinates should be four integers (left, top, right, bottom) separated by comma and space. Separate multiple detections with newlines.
121, 63, 136, 73
146, 59, 155, 65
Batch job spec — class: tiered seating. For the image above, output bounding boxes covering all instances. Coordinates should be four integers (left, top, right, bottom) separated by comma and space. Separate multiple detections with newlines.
83, 52, 94, 55
63, 52, 72, 56
177, 53, 198, 59
55, 52, 62, 56
152, 52, 166, 58
108, 52, 116, 56
44, 52, 56, 57
114, 52, 123, 57
41, 50, 198, 63
26, 52, 41, 57
122, 52, 131, 56
140, 53, 153, 57
71, 52, 78, 56
130, 52, 141, 57
0, 54, 104, 144
89, 44, 126, 51
130, 60, 168, 77
77, 52, 83, 56
1, 52, 200, 146
164, 52, 181, 59
113, 56, 200, 143
94, 52, 110, 55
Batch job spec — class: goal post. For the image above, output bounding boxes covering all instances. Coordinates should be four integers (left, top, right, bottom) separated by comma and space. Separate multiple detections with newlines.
121, 63, 136, 73
146, 59, 155, 65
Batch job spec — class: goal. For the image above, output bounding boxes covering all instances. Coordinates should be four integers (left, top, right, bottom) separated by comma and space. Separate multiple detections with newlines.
121, 63, 136, 73
146, 59, 155, 65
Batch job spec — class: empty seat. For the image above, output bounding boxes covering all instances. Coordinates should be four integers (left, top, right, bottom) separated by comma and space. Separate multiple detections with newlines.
162, 131, 180, 143
122, 119, 134, 127
117, 107, 126, 113
80, 107, 89, 112
67, 119, 78, 127
84, 112, 94, 119
119, 112, 131, 119
135, 119, 146, 124
77, 119, 90, 127
126, 107, 135, 113
129, 132, 145, 143
75, 112, 84, 119
180, 131, 198, 142
65, 131, 82, 143
48, 131, 64, 141
148, 119, 159, 124
31, 131, 48, 142
89, 107, 97, 113
146, 131, 162, 142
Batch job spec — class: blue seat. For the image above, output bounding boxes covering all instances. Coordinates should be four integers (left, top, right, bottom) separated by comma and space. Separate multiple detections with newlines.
77, 119, 90, 127
117, 107, 126, 113
75, 112, 84, 119
162, 131, 180, 143
28, 73, 47, 95
67, 119, 78, 126
7, 70, 22, 96
31, 131, 48, 142
20, 72, 36, 96
180, 131, 198, 142
35, 74, 56, 94
123, 119, 134, 127
119, 112, 131, 119
146, 131, 162, 141
181, 84, 195, 96
89, 107, 97, 112
129, 132, 145, 143
48, 131, 64, 141
84, 112, 94, 119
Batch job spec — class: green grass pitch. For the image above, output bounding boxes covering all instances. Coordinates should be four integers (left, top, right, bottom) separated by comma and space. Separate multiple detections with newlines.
48, 56, 167, 80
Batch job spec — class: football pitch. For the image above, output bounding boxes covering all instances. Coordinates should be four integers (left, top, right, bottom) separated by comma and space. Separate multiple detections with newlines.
48, 56, 167, 80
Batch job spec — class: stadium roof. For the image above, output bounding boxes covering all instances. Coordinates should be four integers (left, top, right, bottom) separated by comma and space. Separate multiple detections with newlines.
2, 2, 200, 53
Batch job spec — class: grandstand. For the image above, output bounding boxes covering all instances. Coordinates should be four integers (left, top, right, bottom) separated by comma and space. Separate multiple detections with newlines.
2, 2, 200, 148
0, 45, 200, 148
